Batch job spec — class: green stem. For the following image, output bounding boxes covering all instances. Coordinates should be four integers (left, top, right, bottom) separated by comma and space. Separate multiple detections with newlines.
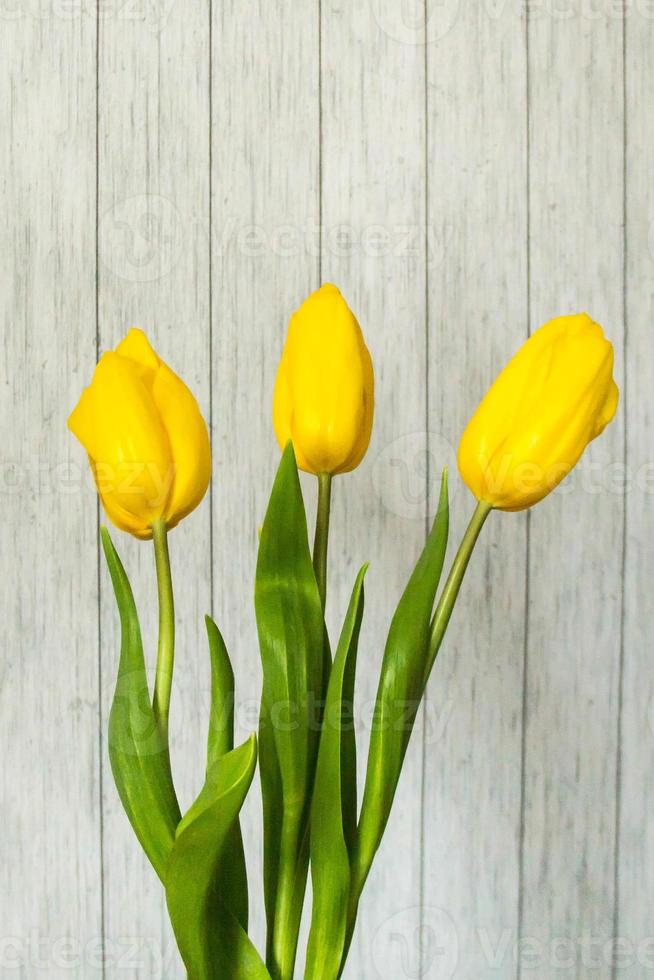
312, 473, 332, 612
152, 518, 175, 740
424, 498, 492, 683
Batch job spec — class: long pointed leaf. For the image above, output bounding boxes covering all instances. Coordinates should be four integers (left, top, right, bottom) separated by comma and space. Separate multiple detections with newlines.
205, 614, 236, 764
166, 735, 269, 980
102, 527, 180, 881
259, 693, 283, 958
204, 614, 248, 930
255, 442, 324, 977
354, 472, 449, 891
305, 565, 367, 980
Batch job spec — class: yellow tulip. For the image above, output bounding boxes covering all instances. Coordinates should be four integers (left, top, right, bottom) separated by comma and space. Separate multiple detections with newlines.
273, 284, 374, 475
458, 313, 619, 511
69, 329, 211, 538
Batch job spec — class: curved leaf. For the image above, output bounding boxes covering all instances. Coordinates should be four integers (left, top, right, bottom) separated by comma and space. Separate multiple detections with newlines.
102, 527, 180, 881
354, 472, 449, 894
165, 735, 269, 980
204, 614, 248, 930
305, 565, 367, 980
205, 614, 236, 764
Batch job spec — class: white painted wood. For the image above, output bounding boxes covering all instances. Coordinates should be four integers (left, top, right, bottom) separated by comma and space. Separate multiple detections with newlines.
319, 3, 429, 976
522, 11, 625, 980
422, 5, 528, 978
0, 12, 102, 980
3, 3, 652, 979
97, 7, 211, 978
211, 0, 320, 962
618, 13, 654, 976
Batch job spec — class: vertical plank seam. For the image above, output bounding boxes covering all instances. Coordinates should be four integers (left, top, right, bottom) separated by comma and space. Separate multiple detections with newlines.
209, 0, 215, 619
611, 8, 628, 976
516, 3, 532, 977
94, 0, 106, 972
419, 0, 430, 973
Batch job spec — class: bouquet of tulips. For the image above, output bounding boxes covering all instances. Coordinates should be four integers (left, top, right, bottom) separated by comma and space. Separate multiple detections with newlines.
69, 284, 618, 980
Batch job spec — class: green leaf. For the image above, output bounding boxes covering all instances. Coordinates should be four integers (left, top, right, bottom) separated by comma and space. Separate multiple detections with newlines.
166, 735, 269, 980
204, 614, 248, 930
255, 442, 324, 807
101, 527, 181, 881
354, 472, 449, 893
259, 693, 283, 959
205, 615, 236, 765
305, 565, 367, 980
255, 442, 324, 978
339, 602, 359, 865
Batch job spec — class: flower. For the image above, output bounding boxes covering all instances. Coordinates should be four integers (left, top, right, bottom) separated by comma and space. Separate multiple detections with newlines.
457, 313, 619, 511
273, 284, 374, 475
68, 329, 211, 538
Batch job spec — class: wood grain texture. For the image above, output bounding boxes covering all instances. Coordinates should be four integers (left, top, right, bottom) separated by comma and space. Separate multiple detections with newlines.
0, 11, 102, 980
2, 2, 651, 978
97, 5, 211, 977
211, 0, 320, 961
618, 11, 654, 978
423, 4, 528, 977
522, 9, 625, 979
319, 1, 429, 975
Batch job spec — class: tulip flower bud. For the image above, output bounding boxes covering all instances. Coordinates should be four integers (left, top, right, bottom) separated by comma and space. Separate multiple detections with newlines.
68, 329, 211, 538
273, 284, 374, 475
458, 313, 619, 511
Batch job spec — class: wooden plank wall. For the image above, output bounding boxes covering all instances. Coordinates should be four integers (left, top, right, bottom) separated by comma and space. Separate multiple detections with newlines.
423, 3, 528, 977
0, 2, 650, 978
1, 9, 103, 980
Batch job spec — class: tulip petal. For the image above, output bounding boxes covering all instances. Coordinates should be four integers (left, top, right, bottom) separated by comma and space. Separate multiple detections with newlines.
272, 353, 292, 455
273, 352, 313, 473
339, 334, 374, 474
150, 362, 211, 528
458, 313, 619, 510
274, 284, 374, 475
594, 378, 620, 438
115, 327, 161, 380
91, 460, 152, 539
68, 352, 174, 528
